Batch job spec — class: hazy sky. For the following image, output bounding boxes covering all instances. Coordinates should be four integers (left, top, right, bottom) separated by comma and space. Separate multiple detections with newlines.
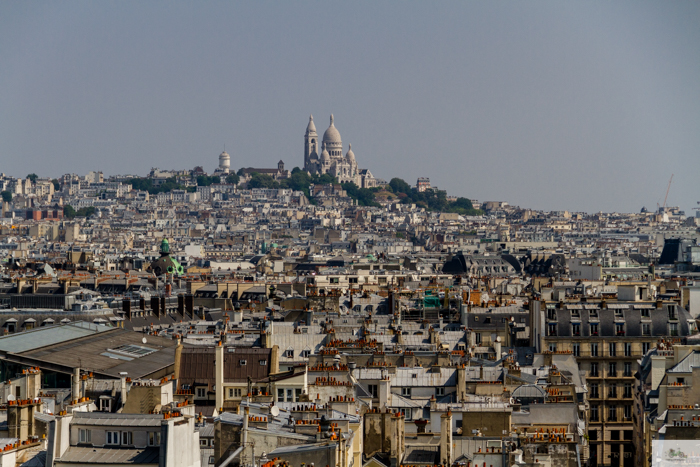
1, 1, 699, 214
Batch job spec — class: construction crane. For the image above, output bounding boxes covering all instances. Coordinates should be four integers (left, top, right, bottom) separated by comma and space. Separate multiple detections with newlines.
659, 174, 674, 213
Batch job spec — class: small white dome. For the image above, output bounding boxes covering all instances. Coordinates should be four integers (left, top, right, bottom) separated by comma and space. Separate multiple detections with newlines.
306, 114, 316, 134
322, 114, 342, 145
345, 143, 355, 163
321, 143, 331, 162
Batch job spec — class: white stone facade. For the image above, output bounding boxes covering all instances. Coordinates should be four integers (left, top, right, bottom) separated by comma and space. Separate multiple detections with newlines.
303, 114, 376, 188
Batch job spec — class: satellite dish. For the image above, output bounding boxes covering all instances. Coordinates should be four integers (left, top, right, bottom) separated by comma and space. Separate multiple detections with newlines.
270, 406, 280, 417
7, 395, 15, 401
142, 337, 147, 344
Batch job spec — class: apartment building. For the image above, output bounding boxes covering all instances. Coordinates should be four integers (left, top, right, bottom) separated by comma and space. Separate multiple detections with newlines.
532, 298, 697, 467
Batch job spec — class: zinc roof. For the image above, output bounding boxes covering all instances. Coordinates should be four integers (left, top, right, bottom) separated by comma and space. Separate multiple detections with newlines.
55, 446, 160, 464
71, 412, 164, 427
0, 321, 110, 354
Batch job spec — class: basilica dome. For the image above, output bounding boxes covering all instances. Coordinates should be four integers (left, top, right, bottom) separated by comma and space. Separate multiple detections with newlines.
322, 114, 342, 145
345, 144, 355, 163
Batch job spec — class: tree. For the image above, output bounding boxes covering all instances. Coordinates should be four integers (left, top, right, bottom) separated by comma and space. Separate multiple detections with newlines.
76, 206, 96, 217
26, 173, 38, 183
196, 175, 220, 186
225, 173, 240, 185
247, 172, 279, 189
341, 182, 380, 207
63, 205, 77, 219
1, 191, 11, 203
51, 179, 60, 191
389, 177, 411, 195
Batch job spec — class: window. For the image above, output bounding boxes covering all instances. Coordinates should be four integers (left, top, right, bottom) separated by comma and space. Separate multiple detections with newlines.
229, 388, 234, 398
608, 406, 617, 422
573, 343, 580, 357
149, 431, 161, 446
624, 362, 632, 377
624, 383, 632, 398
609, 343, 616, 357
475, 333, 481, 344
295, 388, 302, 401
436, 387, 445, 397
572, 323, 580, 336
642, 323, 651, 336
591, 405, 599, 421
549, 343, 557, 353
590, 384, 599, 398
239, 359, 247, 366
548, 323, 557, 337
669, 323, 678, 337
368, 384, 378, 398
79, 428, 91, 443
590, 363, 599, 377
278, 388, 284, 401
105, 344, 156, 358
643, 342, 650, 354
609, 384, 617, 398
668, 306, 677, 320
484, 317, 491, 324
401, 387, 412, 397
624, 405, 632, 420
641, 309, 650, 318
591, 343, 599, 357
235, 388, 242, 397
106, 431, 120, 445
283, 348, 294, 358
615, 323, 625, 335
624, 343, 632, 357
196, 387, 206, 398
259, 359, 267, 366
609, 363, 617, 377
200, 439, 208, 446
287, 389, 293, 402
121, 431, 132, 445
301, 349, 311, 358
590, 324, 599, 336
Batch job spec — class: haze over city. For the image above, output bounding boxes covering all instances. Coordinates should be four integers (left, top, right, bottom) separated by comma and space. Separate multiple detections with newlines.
1, 1, 698, 213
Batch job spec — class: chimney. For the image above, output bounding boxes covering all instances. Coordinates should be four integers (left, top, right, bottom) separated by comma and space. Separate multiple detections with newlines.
185, 294, 194, 317
72, 368, 81, 404
494, 338, 502, 360
151, 297, 160, 317
270, 345, 279, 374
123, 299, 132, 321
120, 372, 128, 409
456, 366, 466, 402
173, 338, 183, 385
242, 406, 250, 448
215, 341, 224, 411
440, 411, 453, 466
378, 374, 392, 408
177, 294, 185, 316
233, 309, 243, 323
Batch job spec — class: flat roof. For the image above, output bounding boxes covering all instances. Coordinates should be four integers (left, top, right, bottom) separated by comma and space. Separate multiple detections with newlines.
0, 322, 177, 379
0, 321, 111, 354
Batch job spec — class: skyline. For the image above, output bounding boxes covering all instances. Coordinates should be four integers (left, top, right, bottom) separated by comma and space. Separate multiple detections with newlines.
1, 1, 699, 214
